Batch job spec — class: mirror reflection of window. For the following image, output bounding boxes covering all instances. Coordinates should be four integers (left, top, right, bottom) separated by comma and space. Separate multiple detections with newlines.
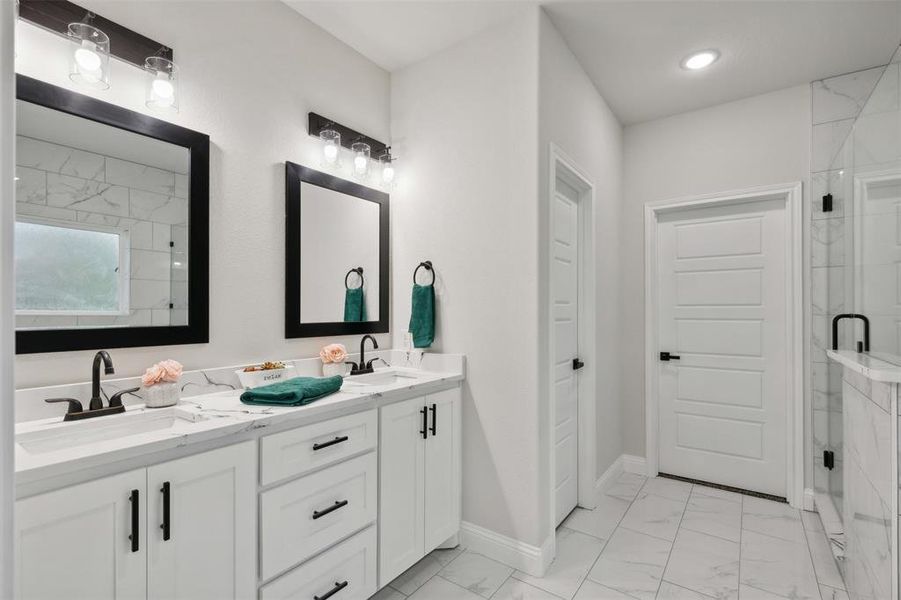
298, 182, 380, 324
14, 99, 190, 330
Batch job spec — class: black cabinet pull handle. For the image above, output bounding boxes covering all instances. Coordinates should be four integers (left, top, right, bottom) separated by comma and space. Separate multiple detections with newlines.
659, 352, 681, 362
129, 489, 139, 552
312, 500, 348, 520
420, 406, 428, 440
314, 581, 348, 600
160, 481, 171, 541
313, 436, 349, 451
429, 403, 437, 436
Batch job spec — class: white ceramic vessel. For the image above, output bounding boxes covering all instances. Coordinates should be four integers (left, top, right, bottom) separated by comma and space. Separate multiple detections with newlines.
144, 382, 179, 408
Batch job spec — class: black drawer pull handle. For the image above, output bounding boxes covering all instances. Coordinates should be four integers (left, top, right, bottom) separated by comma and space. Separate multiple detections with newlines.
314, 580, 348, 600
160, 481, 171, 541
312, 500, 348, 520
420, 406, 428, 440
313, 436, 349, 451
429, 403, 437, 436
129, 489, 139, 552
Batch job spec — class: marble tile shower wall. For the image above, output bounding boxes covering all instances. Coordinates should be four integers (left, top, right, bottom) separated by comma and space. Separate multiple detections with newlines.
14, 135, 189, 328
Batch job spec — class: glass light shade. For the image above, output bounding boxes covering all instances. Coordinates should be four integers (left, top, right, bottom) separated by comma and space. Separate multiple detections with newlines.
380, 156, 396, 189
320, 129, 341, 167
68, 23, 110, 90
145, 56, 179, 112
352, 141, 371, 179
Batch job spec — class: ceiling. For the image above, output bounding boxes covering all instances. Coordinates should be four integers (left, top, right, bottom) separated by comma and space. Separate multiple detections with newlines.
286, 1, 901, 124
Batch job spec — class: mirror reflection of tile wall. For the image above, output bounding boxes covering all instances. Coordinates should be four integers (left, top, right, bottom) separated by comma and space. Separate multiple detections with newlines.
15, 134, 189, 329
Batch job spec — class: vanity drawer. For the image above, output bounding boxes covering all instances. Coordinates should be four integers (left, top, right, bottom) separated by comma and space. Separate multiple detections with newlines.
261, 409, 377, 486
260, 453, 377, 581
260, 526, 377, 600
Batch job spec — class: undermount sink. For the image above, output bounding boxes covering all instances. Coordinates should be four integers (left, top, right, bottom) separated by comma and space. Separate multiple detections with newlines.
16, 407, 209, 455
344, 369, 426, 388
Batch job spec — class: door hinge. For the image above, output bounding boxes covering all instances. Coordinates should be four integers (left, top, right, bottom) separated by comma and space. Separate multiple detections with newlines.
572, 358, 585, 370
822, 193, 833, 213
823, 450, 835, 470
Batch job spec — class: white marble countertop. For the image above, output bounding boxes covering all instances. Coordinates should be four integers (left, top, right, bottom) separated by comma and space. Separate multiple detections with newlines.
826, 350, 901, 383
15, 366, 463, 487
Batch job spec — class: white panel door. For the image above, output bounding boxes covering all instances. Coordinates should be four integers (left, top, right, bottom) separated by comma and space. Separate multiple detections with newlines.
16, 469, 146, 600
424, 387, 461, 550
552, 177, 580, 525
657, 198, 788, 496
379, 396, 426, 587
147, 441, 256, 600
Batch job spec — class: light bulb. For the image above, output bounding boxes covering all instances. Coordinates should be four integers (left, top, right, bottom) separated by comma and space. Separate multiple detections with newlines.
681, 50, 720, 71
75, 42, 101, 71
323, 143, 338, 163
152, 77, 174, 99
354, 155, 368, 173
382, 165, 395, 184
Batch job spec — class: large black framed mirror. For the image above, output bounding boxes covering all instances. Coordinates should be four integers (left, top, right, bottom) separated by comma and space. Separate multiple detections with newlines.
285, 162, 389, 338
15, 75, 209, 354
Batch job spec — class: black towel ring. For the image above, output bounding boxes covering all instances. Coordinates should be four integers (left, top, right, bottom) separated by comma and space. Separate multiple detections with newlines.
413, 261, 434, 285
345, 267, 364, 290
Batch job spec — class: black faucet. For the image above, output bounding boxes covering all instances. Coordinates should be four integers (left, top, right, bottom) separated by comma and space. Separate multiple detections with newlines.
832, 313, 870, 353
346, 335, 379, 376
91, 350, 114, 410
44, 350, 138, 421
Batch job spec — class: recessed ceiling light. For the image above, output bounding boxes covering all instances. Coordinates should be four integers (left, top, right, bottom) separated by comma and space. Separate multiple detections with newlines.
681, 49, 720, 71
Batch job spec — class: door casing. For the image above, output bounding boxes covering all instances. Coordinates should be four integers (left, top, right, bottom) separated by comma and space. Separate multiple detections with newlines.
644, 182, 804, 507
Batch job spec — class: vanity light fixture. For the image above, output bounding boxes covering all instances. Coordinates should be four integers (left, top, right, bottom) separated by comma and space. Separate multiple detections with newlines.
320, 126, 341, 167
379, 147, 396, 189
145, 56, 179, 112
352, 139, 371, 180
68, 22, 110, 90
681, 49, 720, 71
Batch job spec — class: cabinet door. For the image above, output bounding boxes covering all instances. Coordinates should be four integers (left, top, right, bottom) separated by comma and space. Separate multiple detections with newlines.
424, 387, 462, 550
16, 469, 146, 600
147, 441, 256, 600
378, 396, 426, 587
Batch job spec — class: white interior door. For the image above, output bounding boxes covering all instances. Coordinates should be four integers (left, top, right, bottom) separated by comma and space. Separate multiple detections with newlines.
553, 177, 580, 525
657, 198, 788, 497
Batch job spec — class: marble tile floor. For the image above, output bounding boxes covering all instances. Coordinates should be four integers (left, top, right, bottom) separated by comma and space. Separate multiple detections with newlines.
373, 474, 847, 600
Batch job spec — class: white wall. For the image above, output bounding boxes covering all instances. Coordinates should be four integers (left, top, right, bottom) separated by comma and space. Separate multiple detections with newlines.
13, 1, 391, 389
621, 85, 812, 462
390, 8, 544, 546
537, 12, 623, 540
0, 1, 16, 593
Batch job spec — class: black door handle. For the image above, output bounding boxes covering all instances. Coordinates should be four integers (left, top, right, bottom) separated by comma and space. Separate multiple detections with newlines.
313, 436, 349, 451
429, 403, 437, 436
129, 489, 139, 552
160, 481, 171, 541
572, 358, 585, 370
659, 352, 681, 361
314, 581, 348, 600
420, 406, 428, 439
312, 500, 348, 520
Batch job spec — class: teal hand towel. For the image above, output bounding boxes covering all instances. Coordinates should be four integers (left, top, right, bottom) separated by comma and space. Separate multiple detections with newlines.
240, 376, 343, 406
344, 287, 366, 322
408, 283, 435, 348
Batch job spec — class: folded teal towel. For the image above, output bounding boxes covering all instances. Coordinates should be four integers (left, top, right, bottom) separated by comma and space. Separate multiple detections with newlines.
240, 376, 343, 406
344, 287, 366, 322
408, 283, 435, 348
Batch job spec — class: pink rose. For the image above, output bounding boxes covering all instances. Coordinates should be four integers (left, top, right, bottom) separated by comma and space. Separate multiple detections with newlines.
319, 343, 348, 364
142, 359, 183, 386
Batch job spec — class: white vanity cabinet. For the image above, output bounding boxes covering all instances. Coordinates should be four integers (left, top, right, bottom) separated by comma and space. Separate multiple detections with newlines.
15, 441, 256, 600
379, 387, 462, 587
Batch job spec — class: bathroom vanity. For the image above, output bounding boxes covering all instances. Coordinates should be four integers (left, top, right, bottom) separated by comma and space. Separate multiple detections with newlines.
825, 350, 899, 600
13, 352, 464, 600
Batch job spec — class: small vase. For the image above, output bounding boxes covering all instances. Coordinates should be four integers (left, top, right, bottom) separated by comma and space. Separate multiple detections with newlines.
322, 362, 347, 378
145, 382, 179, 408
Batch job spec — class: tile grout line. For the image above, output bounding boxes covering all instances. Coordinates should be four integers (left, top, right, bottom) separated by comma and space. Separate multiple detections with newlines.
737, 492, 744, 599
800, 516, 827, 600
652, 482, 692, 599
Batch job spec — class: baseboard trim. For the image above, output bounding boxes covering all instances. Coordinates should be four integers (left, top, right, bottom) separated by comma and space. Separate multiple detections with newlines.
593, 455, 624, 497
622, 454, 647, 475
460, 521, 552, 577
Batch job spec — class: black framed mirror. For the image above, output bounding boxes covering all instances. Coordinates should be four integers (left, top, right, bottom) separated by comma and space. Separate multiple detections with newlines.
285, 162, 389, 338
15, 75, 209, 354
